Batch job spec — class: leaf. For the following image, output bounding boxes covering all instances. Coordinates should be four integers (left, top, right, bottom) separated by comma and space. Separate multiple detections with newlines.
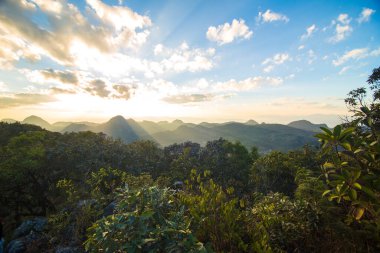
361, 186, 377, 199
360, 106, 370, 114
320, 127, 333, 135
354, 207, 365, 220
349, 189, 357, 200
341, 142, 352, 151
141, 210, 155, 218
333, 125, 342, 137
315, 133, 330, 141
353, 182, 362, 190
353, 170, 361, 181
323, 162, 335, 169
322, 190, 331, 197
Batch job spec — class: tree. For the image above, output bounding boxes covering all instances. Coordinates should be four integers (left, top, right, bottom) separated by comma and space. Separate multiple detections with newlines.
200, 139, 251, 195
317, 66, 380, 226
250, 151, 297, 196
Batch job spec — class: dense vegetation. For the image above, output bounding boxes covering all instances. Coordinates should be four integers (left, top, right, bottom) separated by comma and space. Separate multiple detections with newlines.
0, 67, 379, 252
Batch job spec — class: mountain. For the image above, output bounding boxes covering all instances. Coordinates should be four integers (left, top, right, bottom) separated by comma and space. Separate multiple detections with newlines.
245, 119, 259, 125
62, 123, 92, 133
22, 115, 52, 130
1, 118, 17, 123
149, 122, 318, 152
16, 115, 323, 152
287, 120, 328, 132
91, 116, 149, 142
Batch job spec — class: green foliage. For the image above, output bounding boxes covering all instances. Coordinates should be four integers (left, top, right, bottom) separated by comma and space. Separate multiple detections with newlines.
2, 67, 380, 253
86, 167, 127, 203
56, 179, 81, 205
200, 139, 252, 195
315, 67, 380, 250
250, 151, 297, 196
85, 186, 207, 253
180, 170, 250, 252
251, 193, 320, 252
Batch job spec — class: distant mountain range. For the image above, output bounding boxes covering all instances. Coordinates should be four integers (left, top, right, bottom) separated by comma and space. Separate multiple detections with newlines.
1, 115, 329, 152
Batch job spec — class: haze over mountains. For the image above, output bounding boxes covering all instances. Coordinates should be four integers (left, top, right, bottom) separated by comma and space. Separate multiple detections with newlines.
1, 115, 329, 152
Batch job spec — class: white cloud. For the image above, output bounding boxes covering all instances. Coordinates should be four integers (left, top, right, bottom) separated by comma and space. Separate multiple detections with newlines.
206, 19, 253, 45
262, 53, 290, 65
0, 93, 56, 108
337, 14, 351, 25
215, 76, 283, 92
154, 44, 164, 55
149, 42, 216, 75
301, 24, 316, 40
86, 0, 151, 31
329, 14, 352, 43
258, 9, 289, 23
370, 48, 380, 57
358, 8, 375, 23
0, 0, 152, 68
307, 49, 317, 64
298, 45, 305, 50
338, 66, 351, 75
0, 81, 8, 92
0, 34, 42, 69
332, 48, 368, 66
263, 65, 274, 73
163, 93, 216, 104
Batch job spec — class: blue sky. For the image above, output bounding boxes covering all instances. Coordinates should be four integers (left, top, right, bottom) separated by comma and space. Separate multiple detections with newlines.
0, 0, 379, 126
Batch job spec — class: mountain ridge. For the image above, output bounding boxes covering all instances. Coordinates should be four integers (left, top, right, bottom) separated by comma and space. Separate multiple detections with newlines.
1, 115, 329, 152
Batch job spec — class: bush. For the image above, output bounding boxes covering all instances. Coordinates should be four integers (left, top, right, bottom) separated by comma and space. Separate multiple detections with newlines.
85, 186, 207, 252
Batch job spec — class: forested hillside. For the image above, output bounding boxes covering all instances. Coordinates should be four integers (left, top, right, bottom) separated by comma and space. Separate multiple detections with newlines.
1, 116, 323, 153
0, 67, 379, 252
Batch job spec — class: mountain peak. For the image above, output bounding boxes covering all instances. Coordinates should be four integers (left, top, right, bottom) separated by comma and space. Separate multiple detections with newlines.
172, 119, 184, 124
108, 115, 127, 123
288, 120, 328, 132
22, 115, 51, 129
245, 119, 258, 125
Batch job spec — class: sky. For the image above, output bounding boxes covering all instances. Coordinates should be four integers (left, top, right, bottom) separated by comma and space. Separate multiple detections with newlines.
0, 0, 379, 126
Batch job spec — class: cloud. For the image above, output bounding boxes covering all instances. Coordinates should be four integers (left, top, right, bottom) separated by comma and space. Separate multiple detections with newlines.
0, 93, 55, 108
40, 69, 78, 85
332, 48, 368, 66
0, 81, 8, 92
206, 19, 253, 45
332, 47, 380, 67
258, 10, 289, 23
215, 76, 283, 92
20, 68, 79, 86
337, 14, 351, 25
163, 93, 216, 104
0, 34, 41, 69
301, 24, 316, 40
112, 84, 132, 99
298, 45, 305, 50
338, 66, 351, 75
261, 53, 290, 73
0, 0, 151, 68
262, 53, 290, 67
85, 79, 110, 98
263, 65, 274, 73
149, 42, 216, 75
50, 87, 76, 94
328, 14, 352, 43
358, 8, 375, 23
307, 49, 317, 64
86, 0, 151, 49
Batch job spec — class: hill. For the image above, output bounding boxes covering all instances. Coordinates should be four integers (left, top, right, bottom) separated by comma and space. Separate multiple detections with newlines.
149, 122, 317, 152
288, 120, 329, 132
6, 115, 323, 152
22, 115, 52, 130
